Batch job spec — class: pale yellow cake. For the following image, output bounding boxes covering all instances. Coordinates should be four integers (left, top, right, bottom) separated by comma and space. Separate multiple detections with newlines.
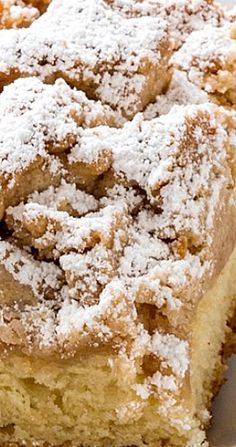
0, 1, 236, 447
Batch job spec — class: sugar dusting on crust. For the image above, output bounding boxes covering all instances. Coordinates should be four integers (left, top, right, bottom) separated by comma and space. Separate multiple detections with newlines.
0, 76, 119, 219
0, 0, 225, 115
0, 77, 84, 176
143, 71, 209, 119
0, 0, 172, 117
151, 331, 189, 377
70, 104, 233, 248
105, 0, 225, 46
1, 102, 235, 402
6, 201, 130, 258
0, 0, 40, 28
29, 180, 98, 217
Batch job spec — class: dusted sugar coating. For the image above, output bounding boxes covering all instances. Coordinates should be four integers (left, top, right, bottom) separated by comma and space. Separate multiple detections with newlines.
172, 23, 236, 105
0, 0, 50, 28
0, 0, 226, 116
29, 180, 99, 217
0, 0, 173, 118
0, 0, 39, 28
105, 0, 226, 47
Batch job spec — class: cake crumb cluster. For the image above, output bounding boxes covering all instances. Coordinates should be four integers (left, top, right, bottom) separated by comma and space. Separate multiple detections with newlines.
105, 0, 226, 46
0, 0, 174, 118
0, 0, 50, 28
172, 23, 236, 105
0, 77, 119, 219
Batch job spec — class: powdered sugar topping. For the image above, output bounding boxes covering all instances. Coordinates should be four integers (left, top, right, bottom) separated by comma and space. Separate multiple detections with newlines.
172, 24, 236, 91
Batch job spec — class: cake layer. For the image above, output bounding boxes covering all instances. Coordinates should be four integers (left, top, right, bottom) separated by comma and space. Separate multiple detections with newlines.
191, 246, 236, 421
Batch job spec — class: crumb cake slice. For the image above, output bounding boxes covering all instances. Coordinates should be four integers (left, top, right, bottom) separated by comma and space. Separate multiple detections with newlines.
0, 102, 236, 447
0, 77, 120, 219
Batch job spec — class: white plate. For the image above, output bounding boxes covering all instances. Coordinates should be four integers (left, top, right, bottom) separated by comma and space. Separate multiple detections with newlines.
208, 356, 236, 446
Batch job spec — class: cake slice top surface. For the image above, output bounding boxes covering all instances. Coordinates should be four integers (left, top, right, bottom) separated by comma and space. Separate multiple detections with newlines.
0, 78, 236, 368
0, 0, 226, 118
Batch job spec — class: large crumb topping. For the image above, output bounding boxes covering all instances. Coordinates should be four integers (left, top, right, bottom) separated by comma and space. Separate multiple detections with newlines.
0, 0, 40, 28
172, 24, 236, 97
105, 0, 225, 46
0, 0, 174, 117
0, 90, 235, 398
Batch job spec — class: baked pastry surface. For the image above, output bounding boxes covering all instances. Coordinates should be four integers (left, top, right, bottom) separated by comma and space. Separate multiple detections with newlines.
0, 1, 236, 446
